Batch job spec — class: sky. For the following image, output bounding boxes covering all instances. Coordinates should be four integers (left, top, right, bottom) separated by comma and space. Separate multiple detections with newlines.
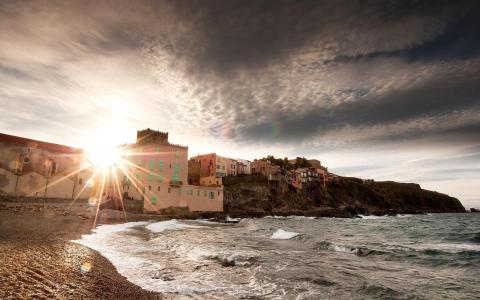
0, 0, 479, 208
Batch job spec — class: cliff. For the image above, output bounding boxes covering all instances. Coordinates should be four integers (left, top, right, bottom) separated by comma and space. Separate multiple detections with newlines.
222, 174, 466, 218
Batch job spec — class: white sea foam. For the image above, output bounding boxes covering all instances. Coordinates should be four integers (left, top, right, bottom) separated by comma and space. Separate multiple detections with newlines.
226, 216, 241, 222
271, 229, 300, 240
357, 215, 388, 219
146, 219, 202, 233
264, 215, 316, 220
333, 245, 357, 254
416, 243, 480, 253
72, 220, 271, 297
91, 221, 149, 234
396, 214, 414, 218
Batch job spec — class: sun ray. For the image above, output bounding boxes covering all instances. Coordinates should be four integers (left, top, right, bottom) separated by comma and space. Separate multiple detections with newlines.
28, 165, 90, 197
121, 158, 162, 178
116, 163, 156, 211
93, 170, 107, 228
116, 163, 157, 211
112, 167, 127, 221
67, 167, 101, 209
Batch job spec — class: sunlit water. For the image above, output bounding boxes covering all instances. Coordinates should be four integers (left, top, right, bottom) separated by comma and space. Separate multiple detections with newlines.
73, 214, 480, 299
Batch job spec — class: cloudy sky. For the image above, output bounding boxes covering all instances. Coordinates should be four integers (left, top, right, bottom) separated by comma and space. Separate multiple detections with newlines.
1, 0, 479, 208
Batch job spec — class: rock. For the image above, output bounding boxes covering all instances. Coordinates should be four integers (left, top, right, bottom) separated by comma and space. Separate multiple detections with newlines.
222, 174, 466, 218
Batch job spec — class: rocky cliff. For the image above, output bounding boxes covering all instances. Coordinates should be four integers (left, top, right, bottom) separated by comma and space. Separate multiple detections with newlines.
222, 174, 466, 218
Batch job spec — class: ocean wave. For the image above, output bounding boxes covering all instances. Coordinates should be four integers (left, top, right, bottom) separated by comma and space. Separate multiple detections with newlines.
90, 221, 149, 234
472, 233, 480, 243
416, 243, 480, 254
226, 216, 241, 223
271, 229, 300, 240
145, 219, 202, 233
315, 241, 382, 257
356, 215, 388, 220
205, 254, 257, 267
263, 215, 316, 220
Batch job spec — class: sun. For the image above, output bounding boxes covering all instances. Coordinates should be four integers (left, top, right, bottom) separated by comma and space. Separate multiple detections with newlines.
82, 122, 126, 169
85, 142, 122, 169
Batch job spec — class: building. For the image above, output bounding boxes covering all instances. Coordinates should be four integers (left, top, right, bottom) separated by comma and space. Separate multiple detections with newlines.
250, 159, 281, 177
292, 167, 321, 189
121, 129, 223, 212
199, 176, 222, 187
0, 132, 94, 199
316, 166, 328, 187
226, 158, 237, 176
190, 153, 232, 178
0, 130, 223, 213
236, 159, 251, 175
187, 159, 202, 185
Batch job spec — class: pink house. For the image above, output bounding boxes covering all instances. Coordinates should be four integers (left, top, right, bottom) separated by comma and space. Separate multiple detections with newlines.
120, 129, 223, 212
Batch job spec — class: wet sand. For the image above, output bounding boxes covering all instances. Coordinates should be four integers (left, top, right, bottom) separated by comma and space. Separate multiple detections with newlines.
0, 203, 163, 299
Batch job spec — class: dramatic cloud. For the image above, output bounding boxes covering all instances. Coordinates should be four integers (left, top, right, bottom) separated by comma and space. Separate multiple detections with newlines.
0, 0, 479, 207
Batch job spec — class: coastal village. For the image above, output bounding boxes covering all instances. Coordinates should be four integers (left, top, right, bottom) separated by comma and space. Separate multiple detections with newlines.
0, 128, 336, 214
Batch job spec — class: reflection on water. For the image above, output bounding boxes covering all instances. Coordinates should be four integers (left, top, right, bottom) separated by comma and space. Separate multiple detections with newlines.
74, 214, 480, 299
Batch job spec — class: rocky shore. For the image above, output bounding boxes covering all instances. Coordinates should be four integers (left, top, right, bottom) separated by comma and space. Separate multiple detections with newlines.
221, 175, 466, 218
0, 203, 163, 299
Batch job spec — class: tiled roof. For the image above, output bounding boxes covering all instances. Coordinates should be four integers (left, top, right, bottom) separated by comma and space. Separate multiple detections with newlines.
0, 132, 81, 154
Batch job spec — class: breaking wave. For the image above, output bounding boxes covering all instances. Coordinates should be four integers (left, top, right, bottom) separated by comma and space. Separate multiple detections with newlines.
315, 241, 383, 256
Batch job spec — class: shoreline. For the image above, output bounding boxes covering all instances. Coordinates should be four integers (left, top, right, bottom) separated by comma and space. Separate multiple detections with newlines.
0, 204, 162, 299
0, 201, 474, 298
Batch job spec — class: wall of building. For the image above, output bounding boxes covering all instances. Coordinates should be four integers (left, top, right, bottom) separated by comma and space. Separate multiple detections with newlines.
216, 155, 229, 177
199, 175, 222, 187
191, 153, 217, 177
0, 137, 94, 199
122, 136, 223, 212
226, 158, 237, 176
236, 159, 251, 175
251, 159, 281, 176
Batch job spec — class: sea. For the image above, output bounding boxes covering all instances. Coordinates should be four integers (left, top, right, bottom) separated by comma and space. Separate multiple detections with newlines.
73, 213, 480, 299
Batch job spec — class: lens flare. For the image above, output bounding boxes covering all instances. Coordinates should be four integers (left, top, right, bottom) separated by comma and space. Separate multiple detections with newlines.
80, 261, 92, 273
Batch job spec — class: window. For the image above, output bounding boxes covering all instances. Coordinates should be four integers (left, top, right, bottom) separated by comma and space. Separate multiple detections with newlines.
209, 191, 214, 199
168, 188, 171, 193
151, 196, 157, 204
148, 174, 154, 182
169, 164, 172, 169
149, 159, 155, 171
159, 160, 163, 172
157, 175, 163, 183
157, 186, 160, 192
222, 166, 225, 170
79, 178, 83, 185
218, 190, 221, 196
148, 185, 152, 191
204, 190, 207, 197
217, 165, 220, 169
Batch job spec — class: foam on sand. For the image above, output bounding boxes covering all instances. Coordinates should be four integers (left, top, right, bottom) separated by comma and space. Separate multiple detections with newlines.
271, 229, 300, 240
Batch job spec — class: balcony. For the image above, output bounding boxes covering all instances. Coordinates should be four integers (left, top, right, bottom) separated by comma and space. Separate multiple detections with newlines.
169, 180, 183, 186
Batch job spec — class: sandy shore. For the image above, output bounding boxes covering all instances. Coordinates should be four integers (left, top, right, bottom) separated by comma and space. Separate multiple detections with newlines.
0, 203, 163, 299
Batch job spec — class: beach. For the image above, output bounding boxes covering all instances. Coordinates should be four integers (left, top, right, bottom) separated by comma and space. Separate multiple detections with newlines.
0, 203, 162, 299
